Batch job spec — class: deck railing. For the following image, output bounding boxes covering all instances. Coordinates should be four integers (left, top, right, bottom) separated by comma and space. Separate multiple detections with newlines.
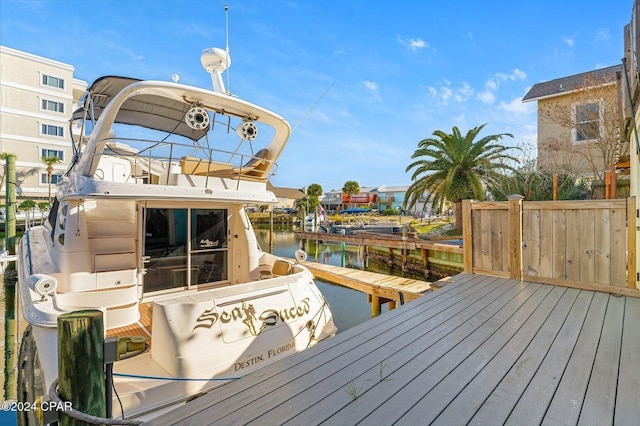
462, 196, 638, 295
89, 137, 276, 184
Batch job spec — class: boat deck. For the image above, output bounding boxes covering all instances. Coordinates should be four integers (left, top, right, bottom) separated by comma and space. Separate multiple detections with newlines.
107, 302, 153, 339
144, 273, 640, 425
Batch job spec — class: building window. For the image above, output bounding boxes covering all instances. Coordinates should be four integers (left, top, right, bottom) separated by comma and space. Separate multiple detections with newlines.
42, 74, 65, 89
41, 99, 65, 113
41, 173, 63, 185
41, 149, 64, 161
41, 124, 64, 137
572, 100, 602, 144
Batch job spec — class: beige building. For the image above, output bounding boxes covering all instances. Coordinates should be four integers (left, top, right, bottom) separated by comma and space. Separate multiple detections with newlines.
0, 46, 87, 202
523, 65, 626, 182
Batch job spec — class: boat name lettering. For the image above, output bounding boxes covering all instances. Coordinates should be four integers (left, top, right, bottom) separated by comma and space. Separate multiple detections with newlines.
235, 342, 295, 371
193, 298, 311, 336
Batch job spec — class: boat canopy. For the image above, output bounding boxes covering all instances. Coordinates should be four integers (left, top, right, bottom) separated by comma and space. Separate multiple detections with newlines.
340, 208, 371, 214
72, 76, 208, 141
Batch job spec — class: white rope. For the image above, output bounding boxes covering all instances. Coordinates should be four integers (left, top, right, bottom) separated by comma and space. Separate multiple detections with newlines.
49, 379, 142, 425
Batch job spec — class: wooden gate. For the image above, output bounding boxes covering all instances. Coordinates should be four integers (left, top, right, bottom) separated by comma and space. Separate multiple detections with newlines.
462, 197, 637, 294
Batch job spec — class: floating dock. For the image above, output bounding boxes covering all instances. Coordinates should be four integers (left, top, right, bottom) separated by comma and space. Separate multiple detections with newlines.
299, 260, 441, 316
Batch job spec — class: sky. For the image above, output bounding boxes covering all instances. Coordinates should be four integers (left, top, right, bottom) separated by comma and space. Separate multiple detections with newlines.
0, 0, 632, 191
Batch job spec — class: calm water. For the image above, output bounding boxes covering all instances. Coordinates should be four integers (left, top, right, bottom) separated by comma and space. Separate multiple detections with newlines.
254, 227, 390, 332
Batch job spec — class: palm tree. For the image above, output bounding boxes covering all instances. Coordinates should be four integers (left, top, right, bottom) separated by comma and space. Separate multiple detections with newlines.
306, 183, 323, 225
404, 124, 519, 231
42, 155, 62, 204
342, 180, 360, 209
0, 152, 13, 190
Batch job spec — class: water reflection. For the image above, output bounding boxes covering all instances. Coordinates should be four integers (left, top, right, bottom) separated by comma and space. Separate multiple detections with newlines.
2, 270, 17, 402
254, 227, 389, 333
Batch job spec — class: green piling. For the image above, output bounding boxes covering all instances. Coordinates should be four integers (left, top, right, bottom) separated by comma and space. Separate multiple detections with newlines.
57, 310, 106, 425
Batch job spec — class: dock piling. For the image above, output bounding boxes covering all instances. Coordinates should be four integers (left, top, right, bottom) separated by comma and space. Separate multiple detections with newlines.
57, 309, 106, 425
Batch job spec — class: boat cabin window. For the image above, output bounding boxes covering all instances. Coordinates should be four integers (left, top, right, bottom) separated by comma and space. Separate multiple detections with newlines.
143, 207, 228, 292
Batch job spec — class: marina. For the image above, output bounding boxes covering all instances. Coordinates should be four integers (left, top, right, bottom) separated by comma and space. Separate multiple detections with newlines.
145, 272, 640, 425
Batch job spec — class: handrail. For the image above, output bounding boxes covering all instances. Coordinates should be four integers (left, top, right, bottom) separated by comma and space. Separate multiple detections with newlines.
93, 137, 277, 183
25, 228, 34, 275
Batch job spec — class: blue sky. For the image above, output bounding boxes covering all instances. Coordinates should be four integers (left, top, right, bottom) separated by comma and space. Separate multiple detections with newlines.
0, 0, 631, 191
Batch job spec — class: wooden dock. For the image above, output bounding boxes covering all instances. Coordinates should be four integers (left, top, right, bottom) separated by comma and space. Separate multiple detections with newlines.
296, 230, 464, 275
299, 260, 438, 316
295, 230, 463, 252
144, 273, 640, 426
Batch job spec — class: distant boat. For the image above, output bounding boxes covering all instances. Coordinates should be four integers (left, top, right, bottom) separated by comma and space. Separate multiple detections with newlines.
0, 207, 48, 224
339, 207, 371, 214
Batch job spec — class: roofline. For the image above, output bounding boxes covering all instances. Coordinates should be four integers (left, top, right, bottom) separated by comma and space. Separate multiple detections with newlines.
522, 80, 618, 103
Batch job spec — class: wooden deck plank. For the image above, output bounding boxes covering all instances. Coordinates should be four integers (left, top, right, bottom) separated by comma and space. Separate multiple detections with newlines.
272, 279, 526, 425
615, 297, 640, 424
316, 279, 537, 426
143, 275, 640, 426
577, 295, 624, 425
539, 292, 609, 425
181, 276, 510, 425
399, 287, 579, 424
505, 289, 597, 424
430, 285, 572, 425
151, 273, 491, 425
347, 282, 552, 426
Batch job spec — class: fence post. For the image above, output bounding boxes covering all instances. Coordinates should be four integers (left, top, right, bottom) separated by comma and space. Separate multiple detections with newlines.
628, 196, 637, 289
462, 199, 473, 273
508, 195, 524, 281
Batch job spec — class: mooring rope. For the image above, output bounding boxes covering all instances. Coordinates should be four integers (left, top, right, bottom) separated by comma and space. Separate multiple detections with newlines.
49, 379, 143, 425
112, 372, 241, 381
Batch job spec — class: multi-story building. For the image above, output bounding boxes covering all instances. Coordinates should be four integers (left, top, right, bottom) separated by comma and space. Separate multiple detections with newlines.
0, 46, 87, 202
522, 65, 626, 182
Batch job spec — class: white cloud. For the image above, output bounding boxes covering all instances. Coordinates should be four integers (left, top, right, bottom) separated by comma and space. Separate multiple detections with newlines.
486, 79, 498, 91
594, 28, 610, 42
397, 35, 429, 51
499, 97, 534, 114
563, 36, 575, 47
454, 82, 474, 102
480, 69, 527, 103
478, 90, 495, 104
513, 69, 526, 80
440, 86, 452, 101
364, 80, 378, 91
427, 80, 475, 105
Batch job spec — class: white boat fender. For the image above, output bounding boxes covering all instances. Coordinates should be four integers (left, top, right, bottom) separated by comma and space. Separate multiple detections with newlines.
295, 249, 308, 263
27, 274, 58, 300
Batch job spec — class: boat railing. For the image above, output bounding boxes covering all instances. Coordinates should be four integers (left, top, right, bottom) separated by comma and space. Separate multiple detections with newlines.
89, 137, 277, 184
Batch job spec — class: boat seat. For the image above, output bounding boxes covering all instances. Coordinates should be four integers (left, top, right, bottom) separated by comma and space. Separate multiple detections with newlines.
212, 149, 271, 179
180, 156, 233, 175
272, 259, 292, 276
259, 259, 292, 279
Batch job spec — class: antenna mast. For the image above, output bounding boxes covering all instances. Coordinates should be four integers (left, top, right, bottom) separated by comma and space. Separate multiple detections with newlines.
225, 4, 230, 94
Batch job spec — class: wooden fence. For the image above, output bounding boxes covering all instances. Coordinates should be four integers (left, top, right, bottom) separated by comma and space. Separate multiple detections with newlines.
462, 196, 638, 295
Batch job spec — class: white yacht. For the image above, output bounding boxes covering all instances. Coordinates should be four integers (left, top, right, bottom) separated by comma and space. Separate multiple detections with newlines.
16, 47, 336, 424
